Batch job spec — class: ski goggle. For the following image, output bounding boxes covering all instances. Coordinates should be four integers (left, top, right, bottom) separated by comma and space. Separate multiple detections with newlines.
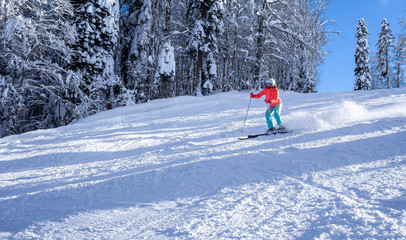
266, 83, 274, 88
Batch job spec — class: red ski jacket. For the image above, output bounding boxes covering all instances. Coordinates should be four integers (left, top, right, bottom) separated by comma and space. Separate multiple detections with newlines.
252, 87, 282, 107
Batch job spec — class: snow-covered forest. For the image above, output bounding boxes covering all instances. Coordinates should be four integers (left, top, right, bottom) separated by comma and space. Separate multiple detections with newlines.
0, 0, 405, 138
354, 17, 406, 91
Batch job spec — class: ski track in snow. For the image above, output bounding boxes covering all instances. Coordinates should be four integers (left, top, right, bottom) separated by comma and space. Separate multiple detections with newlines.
1, 89, 406, 239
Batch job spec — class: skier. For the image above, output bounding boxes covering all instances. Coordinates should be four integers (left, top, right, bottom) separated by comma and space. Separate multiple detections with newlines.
250, 78, 285, 133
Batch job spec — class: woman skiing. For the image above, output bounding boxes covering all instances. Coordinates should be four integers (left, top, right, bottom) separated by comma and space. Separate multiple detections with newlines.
250, 78, 285, 133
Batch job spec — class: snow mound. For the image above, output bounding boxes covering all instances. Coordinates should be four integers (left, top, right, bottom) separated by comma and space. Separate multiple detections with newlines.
286, 99, 406, 131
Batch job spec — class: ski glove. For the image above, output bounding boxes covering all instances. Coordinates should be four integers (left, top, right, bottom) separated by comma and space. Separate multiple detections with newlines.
250, 93, 255, 98
264, 99, 271, 103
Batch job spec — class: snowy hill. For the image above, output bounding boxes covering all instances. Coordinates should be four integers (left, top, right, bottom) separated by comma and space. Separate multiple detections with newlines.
1, 88, 406, 239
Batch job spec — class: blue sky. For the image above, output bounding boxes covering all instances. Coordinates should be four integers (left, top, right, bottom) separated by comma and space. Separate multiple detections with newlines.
318, 0, 406, 92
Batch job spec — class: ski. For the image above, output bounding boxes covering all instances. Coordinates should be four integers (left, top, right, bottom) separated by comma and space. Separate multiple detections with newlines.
238, 133, 267, 140
275, 129, 292, 134
238, 129, 292, 140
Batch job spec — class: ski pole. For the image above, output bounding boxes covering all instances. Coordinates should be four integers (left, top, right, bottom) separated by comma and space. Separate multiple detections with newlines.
241, 97, 252, 132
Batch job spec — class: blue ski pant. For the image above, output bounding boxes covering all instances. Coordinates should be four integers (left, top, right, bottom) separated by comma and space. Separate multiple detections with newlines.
265, 103, 283, 129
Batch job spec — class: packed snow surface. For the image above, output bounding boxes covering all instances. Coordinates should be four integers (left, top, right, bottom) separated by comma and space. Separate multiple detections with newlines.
1, 89, 406, 239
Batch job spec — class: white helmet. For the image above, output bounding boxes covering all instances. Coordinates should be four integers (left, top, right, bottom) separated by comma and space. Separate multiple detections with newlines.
266, 78, 276, 87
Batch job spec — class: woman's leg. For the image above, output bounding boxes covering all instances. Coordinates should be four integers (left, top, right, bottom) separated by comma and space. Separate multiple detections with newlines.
273, 103, 283, 127
265, 106, 275, 129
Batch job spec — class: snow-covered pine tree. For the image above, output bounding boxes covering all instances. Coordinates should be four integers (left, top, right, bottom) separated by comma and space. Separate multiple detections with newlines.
155, 41, 175, 98
117, 0, 139, 100
121, 0, 154, 103
354, 18, 372, 91
202, 0, 224, 95
377, 18, 394, 89
186, 0, 224, 96
72, 0, 121, 111
154, 0, 175, 98
119, 0, 179, 101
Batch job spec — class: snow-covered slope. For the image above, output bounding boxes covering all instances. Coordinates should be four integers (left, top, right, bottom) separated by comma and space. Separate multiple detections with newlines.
1, 89, 406, 239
